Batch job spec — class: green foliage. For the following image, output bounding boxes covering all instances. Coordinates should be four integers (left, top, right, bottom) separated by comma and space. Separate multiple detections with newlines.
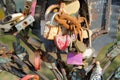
0, 35, 16, 50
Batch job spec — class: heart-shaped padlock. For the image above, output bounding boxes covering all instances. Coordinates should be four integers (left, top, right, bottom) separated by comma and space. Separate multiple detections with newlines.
54, 34, 71, 50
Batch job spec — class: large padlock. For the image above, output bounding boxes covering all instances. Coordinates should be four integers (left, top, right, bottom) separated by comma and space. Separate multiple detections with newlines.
63, 0, 80, 15
45, 0, 80, 18
43, 12, 61, 40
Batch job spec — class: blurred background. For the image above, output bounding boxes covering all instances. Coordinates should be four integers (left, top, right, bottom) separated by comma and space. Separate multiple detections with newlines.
0, 0, 120, 80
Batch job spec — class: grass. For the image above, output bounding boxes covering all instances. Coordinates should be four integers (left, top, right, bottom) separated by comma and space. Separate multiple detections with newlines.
117, 31, 120, 40
97, 42, 120, 79
0, 35, 16, 48
0, 71, 18, 80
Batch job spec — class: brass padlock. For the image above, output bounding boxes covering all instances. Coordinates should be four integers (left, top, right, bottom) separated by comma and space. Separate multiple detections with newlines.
45, 0, 80, 16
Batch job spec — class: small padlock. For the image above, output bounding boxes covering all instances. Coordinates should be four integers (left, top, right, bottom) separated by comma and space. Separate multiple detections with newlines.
15, 15, 35, 32
43, 12, 61, 40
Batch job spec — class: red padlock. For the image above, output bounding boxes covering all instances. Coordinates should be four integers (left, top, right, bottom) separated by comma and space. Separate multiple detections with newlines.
20, 74, 39, 80
54, 34, 71, 50
34, 51, 41, 70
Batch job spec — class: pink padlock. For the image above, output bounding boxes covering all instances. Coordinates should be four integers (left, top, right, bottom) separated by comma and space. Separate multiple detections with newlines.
67, 52, 83, 65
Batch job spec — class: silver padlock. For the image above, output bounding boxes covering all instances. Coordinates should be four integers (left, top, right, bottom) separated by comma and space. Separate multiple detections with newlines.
0, 23, 13, 32
15, 15, 35, 32
0, 13, 25, 32
2, 13, 23, 24
43, 12, 60, 40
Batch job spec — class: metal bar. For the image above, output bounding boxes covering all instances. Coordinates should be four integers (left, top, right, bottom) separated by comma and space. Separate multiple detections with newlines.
102, 57, 116, 75
106, 71, 115, 80
51, 63, 63, 80
16, 33, 65, 80
16, 33, 36, 52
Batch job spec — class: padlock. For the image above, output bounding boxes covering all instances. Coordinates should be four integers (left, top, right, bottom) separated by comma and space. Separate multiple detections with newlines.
64, 0, 80, 15
90, 61, 103, 80
67, 52, 83, 65
23, 0, 32, 16
0, 13, 25, 32
0, 23, 13, 32
54, 34, 71, 50
15, 15, 35, 32
21, 74, 39, 80
34, 50, 41, 70
43, 12, 61, 40
45, 0, 80, 17
2, 13, 24, 24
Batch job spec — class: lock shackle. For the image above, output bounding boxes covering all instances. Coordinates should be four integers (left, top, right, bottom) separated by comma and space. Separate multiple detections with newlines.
50, 12, 59, 25
45, 4, 59, 20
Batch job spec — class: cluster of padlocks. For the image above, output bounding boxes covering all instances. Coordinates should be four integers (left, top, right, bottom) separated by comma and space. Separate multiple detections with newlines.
0, 0, 120, 80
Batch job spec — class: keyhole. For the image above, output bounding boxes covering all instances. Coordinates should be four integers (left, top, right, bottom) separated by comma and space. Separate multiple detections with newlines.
23, 21, 28, 27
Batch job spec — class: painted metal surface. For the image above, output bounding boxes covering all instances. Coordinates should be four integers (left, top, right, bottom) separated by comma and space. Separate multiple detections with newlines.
88, 0, 107, 30
88, 0, 120, 56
